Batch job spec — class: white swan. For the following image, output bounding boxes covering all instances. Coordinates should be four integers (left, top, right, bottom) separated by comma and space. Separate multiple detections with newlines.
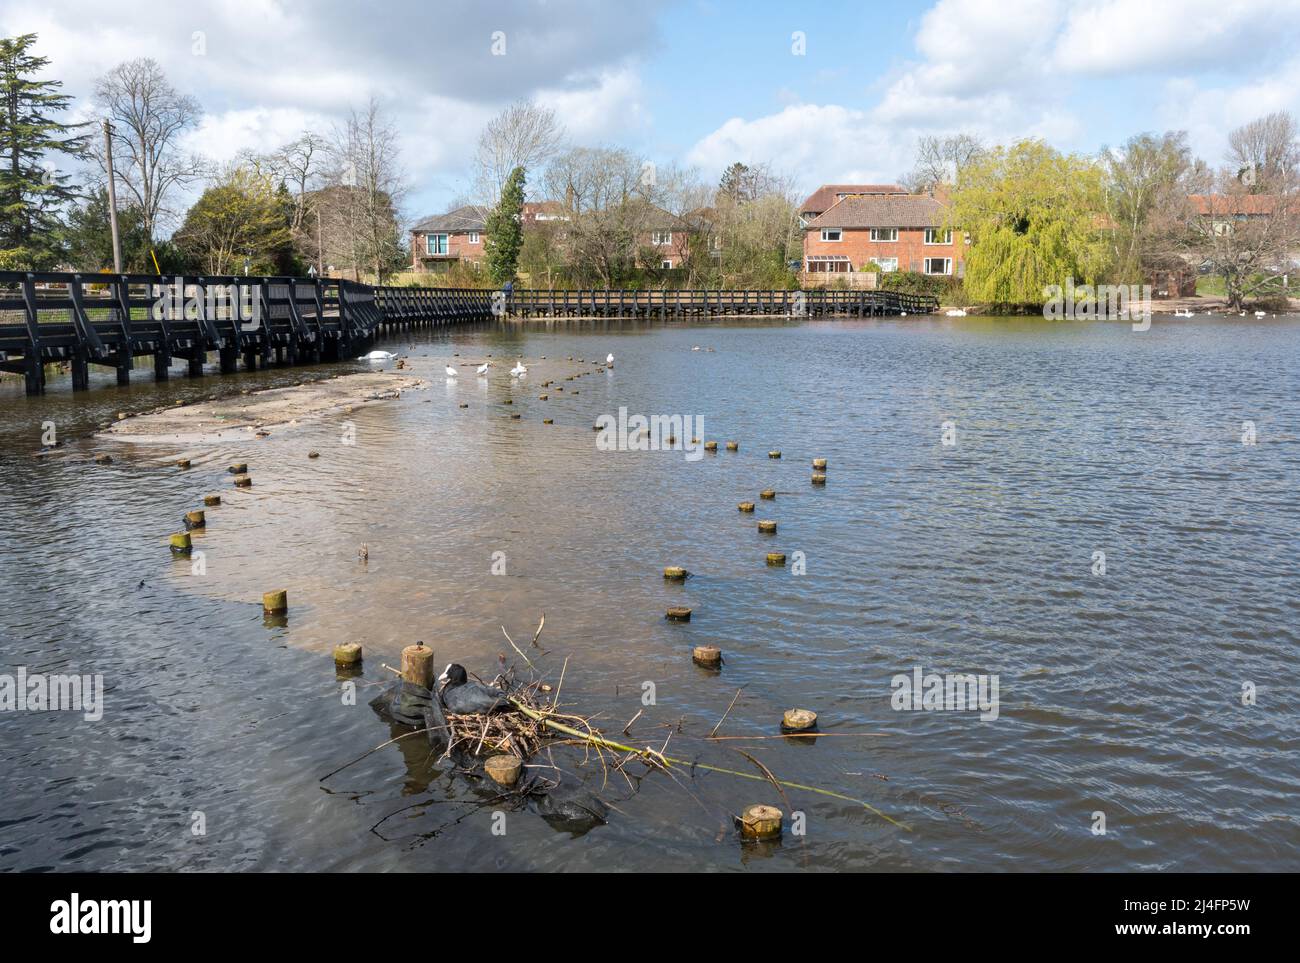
476, 362, 491, 375
445, 365, 458, 377
606, 352, 614, 365
360, 350, 395, 361
945, 308, 967, 317
510, 361, 527, 377
1255, 310, 1267, 318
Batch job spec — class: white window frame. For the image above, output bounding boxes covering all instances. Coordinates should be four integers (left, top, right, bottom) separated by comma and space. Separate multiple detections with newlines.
924, 228, 952, 245
870, 227, 898, 242
426, 233, 448, 255
820, 228, 842, 242
467, 231, 480, 244
923, 257, 952, 276
876, 257, 899, 273
660, 259, 673, 269
652, 230, 672, 246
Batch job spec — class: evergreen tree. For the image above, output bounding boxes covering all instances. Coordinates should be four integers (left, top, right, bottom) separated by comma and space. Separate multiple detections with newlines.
485, 165, 525, 285
0, 33, 87, 268
64, 186, 151, 271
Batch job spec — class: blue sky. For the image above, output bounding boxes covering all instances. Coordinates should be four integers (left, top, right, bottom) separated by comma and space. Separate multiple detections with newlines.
4, 0, 1300, 227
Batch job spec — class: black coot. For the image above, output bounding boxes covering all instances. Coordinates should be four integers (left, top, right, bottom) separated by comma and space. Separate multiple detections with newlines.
438, 663, 510, 714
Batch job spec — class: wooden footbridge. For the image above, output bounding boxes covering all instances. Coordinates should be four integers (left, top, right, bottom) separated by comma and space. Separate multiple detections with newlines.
0, 272, 936, 395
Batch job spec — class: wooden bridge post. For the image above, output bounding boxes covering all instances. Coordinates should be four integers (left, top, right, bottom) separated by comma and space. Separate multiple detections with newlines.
20, 274, 45, 395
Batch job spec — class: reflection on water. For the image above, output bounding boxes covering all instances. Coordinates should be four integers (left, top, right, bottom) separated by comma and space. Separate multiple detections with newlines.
2, 315, 1299, 871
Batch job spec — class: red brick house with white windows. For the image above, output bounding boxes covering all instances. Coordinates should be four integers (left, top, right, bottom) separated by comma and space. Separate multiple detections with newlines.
801, 192, 965, 283
410, 205, 488, 272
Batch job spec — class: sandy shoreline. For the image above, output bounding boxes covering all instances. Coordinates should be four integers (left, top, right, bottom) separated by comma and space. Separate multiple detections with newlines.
97, 370, 428, 445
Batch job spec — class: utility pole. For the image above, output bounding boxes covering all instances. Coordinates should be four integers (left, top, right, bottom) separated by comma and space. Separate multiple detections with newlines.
103, 120, 123, 273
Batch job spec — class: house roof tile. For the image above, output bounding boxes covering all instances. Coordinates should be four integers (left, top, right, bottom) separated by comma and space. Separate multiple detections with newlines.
411, 205, 488, 233
799, 183, 907, 214
807, 194, 949, 229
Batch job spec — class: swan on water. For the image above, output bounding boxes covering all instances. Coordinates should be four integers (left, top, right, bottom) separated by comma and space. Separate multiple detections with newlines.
360, 350, 395, 361
477, 362, 491, 375
510, 361, 527, 376
445, 365, 458, 377
606, 352, 614, 365
945, 308, 967, 317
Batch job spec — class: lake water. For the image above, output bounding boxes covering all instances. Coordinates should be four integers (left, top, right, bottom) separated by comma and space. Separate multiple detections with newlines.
1, 314, 1298, 872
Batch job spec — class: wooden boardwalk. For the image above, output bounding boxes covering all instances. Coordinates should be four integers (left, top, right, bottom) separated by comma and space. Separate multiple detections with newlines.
1, 272, 936, 395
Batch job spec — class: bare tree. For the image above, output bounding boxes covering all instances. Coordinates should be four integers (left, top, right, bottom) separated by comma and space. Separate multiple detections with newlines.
325, 99, 407, 281
275, 132, 327, 234
542, 146, 644, 286
93, 58, 205, 240
474, 100, 565, 204
903, 133, 984, 192
1227, 110, 1300, 192
1100, 130, 1193, 281
1167, 113, 1300, 309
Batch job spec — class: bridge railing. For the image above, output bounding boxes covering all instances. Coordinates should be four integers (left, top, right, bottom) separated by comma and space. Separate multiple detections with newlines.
1, 272, 936, 395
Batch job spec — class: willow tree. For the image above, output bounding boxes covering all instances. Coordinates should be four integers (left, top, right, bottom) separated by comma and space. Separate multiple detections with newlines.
949, 140, 1111, 308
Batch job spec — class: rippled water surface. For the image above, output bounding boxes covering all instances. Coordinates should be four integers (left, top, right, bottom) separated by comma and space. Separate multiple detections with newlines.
2, 315, 1298, 872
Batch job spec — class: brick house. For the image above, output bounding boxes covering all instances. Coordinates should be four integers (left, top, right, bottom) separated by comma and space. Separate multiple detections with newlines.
409, 205, 488, 272
636, 208, 713, 269
802, 193, 965, 280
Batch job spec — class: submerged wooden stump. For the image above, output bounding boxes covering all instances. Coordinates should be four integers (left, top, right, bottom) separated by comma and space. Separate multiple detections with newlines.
401, 642, 434, 688
176, 458, 191, 469
781, 708, 818, 732
666, 606, 692, 622
692, 645, 722, 668
485, 754, 522, 787
739, 804, 783, 840
184, 509, 206, 530
308, 450, 320, 459
704, 441, 718, 452
738, 501, 755, 512
812, 472, 827, 485
766, 552, 786, 566
757, 520, 777, 534
663, 566, 689, 580
94, 454, 113, 465
169, 532, 192, 555
543, 418, 553, 424
232, 473, 252, 487
333, 642, 363, 666
725, 441, 738, 451
228, 462, 247, 474
262, 589, 288, 614
812, 458, 827, 470
760, 489, 775, 500
203, 494, 221, 506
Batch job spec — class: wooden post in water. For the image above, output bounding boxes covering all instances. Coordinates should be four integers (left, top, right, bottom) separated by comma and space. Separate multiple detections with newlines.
401, 642, 435, 689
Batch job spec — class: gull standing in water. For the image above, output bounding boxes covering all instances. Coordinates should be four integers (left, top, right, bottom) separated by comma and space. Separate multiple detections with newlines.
445, 365, 458, 377
476, 361, 491, 375
606, 352, 614, 366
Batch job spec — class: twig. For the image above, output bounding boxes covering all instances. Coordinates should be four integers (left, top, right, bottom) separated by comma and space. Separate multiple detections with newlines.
500, 625, 537, 672
708, 687, 745, 739
622, 708, 643, 735
320, 727, 430, 782
531, 613, 545, 647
